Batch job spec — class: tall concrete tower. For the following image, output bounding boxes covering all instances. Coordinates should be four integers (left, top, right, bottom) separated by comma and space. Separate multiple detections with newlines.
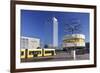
53, 17, 58, 47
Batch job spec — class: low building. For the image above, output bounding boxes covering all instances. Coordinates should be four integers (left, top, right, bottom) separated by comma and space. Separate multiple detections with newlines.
20, 36, 40, 49
62, 34, 85, 49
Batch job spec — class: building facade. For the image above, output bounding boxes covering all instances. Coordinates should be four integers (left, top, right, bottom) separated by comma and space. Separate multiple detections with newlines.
63, 34, 85, 48
20, 36, 40, 49
53, 17, 58, 48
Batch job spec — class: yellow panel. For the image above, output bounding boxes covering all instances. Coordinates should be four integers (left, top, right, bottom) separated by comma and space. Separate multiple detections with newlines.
20, 49, 25, 59
27, 49, 33, 58
44, 54, 52, 56
33, 49, 42, 57
43, 49, 56, 56
37, 52, 42, 57
27, 49, 43, 58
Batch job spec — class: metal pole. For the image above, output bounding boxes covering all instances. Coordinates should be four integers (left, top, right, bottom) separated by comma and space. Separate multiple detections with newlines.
73, 50, 76, 60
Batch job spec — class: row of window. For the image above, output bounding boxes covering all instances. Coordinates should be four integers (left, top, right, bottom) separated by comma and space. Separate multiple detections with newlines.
63, 38, 85, 43
20, 38, 40, 49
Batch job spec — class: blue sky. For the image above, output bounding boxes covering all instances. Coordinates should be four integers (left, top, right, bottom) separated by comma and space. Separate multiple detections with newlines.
21, 10, 90, 47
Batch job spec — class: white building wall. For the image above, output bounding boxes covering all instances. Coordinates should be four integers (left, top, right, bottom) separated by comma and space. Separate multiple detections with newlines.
53, 17, 58, 47
20, 37, 28, 49
28, 38, 40, 49
20, 36, 40, 49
